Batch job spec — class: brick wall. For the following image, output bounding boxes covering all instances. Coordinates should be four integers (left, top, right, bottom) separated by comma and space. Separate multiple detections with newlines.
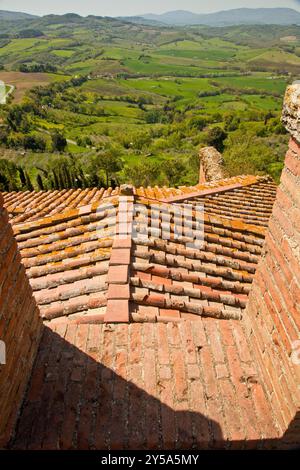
0, 194, 43, 448
244, 84, 300, 446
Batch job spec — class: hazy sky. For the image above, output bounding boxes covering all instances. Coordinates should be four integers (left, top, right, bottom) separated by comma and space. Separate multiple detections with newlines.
0, 0, 300, 17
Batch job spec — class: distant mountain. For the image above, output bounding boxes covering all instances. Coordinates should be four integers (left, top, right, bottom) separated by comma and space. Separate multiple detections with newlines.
120, 16, 165, 27
142, 10, 199, 25
0, 10, 38, 21
125, 8, 300, 26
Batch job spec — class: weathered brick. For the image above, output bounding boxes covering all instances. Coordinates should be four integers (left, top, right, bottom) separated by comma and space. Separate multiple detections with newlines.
156, 323, 170, 365
281, 170, 300, 207
171, 348, 188, 401
179, 321, 198, 364
107, 283, 130, 300
129, 323, 142, 365
5, 116, 300, 451
288, 136, 300, 155
75, 314, 105, 325
218, 379, 246, 446
204, 320, 225, 364
215, 363, 229, 379
167, 322, 181, 346
244, 125, 300, 443
160, 380, 176, 448
105, 299, 129, 323
112, 236, 132, 249
157, 365, 171, 381
107, 265, 129, 284
187, 363, 201, 379
109, 248, 131, 266
231, 322, 252, 363
272, 203, 294, 238
0, 198, 43, 447
86, 325, 102, 359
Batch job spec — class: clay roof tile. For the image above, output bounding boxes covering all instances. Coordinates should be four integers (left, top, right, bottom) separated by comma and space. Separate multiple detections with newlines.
2, 174, 276, 323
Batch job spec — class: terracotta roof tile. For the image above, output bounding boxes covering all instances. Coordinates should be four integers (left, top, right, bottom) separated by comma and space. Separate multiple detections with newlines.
1, 174, 276, 323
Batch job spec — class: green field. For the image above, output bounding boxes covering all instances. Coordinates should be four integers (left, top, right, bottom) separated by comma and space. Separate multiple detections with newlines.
0, 15, 296, 191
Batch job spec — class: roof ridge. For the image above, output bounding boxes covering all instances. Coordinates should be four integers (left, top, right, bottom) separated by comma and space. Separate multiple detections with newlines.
162, 175, 267, 202
1, 174, 274, 201
3, 175, 276, 226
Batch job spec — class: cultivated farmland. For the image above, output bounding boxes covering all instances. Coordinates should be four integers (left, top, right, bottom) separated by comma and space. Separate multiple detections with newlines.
0, 16, 297, 190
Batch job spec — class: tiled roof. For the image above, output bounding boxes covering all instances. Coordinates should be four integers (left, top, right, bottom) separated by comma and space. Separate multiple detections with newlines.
2, 175, 275, 224
2, 187, 118, 224
12, 198, 119, 322
2, 175, 277, 324
129, 199, 265, 323
176, 178, 276, 227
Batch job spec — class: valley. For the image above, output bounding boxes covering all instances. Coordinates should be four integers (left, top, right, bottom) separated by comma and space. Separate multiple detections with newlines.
0, 13, 298, 190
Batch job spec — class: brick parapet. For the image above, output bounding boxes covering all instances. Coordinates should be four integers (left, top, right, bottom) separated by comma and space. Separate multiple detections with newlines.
0, 194, 43, 448
244, 86, 300, 446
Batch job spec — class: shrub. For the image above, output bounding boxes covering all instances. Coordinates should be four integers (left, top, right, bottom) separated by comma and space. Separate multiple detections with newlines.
205, 126, 228, 152
52, 132, 67, 152
0, 159, 20, 191
23, 134, 47, 151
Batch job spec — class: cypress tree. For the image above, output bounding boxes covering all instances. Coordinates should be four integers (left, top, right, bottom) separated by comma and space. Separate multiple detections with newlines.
52, 169, 59, 189
18, 167, 26, 187
25, 172, 34, 191
58, 169, 64, 189
36, 174, 44, 190
78, 167, 87, 188
64, 165, 72, 188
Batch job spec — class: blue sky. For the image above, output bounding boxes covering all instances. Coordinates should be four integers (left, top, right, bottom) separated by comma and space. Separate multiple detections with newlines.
0, 0, 299, 17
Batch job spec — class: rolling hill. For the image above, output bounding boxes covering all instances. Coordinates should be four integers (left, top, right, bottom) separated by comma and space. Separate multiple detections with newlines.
127, 8, 300, 26
0, 11, 295, 188
0, 10, 38, 21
